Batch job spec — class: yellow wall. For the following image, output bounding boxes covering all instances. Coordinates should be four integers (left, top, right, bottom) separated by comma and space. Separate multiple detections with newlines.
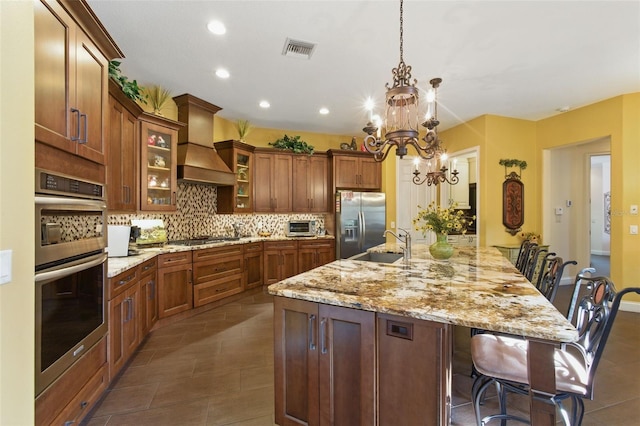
213, 115, 358, 152
435, 95, 639, 297
0, 1, 35, 424
536, 93, 640, 296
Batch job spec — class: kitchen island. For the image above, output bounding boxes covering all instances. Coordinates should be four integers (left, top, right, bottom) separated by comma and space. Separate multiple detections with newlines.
268, 243, 577, 426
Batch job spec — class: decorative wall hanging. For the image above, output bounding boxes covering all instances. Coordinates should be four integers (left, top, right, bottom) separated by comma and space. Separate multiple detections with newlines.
499, 159, 527, 235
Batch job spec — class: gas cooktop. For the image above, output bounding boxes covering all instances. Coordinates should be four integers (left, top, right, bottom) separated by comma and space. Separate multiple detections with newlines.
168, 236, 240, 246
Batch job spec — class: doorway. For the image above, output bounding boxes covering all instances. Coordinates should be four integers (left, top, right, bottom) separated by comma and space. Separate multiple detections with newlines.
542, 137, 611, 281
589, 154, 611, 276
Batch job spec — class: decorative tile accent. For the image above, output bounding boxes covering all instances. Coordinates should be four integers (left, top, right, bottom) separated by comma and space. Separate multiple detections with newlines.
108, 182, 326, 240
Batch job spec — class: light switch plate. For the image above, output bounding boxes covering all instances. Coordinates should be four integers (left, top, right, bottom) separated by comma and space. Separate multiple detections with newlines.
0, 250, 12, 285
631, 225, 639, 235
631, 205, 638, 215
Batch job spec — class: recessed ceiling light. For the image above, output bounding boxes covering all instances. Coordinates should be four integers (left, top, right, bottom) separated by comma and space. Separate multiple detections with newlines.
259, 100, 270, 108
319, 107, 329, 115
556, 106, 571, 113
207, 20, 226, 35
215, 68, 230, 79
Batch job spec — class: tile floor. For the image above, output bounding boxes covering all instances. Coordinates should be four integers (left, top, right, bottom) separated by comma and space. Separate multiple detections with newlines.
83, 285, 639, 425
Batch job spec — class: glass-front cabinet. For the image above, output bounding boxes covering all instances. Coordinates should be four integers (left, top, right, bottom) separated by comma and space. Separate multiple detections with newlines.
139, 113, 183, 211
215, 140, 255, 213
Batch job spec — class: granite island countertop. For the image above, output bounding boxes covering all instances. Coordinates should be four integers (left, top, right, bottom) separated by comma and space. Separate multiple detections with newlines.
268, 242, 577, 343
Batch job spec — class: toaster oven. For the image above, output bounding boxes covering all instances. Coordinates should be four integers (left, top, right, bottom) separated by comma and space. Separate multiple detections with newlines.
286, 220, 317, 237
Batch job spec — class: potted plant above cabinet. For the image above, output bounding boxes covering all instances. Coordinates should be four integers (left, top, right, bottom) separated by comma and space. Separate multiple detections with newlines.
215, 140, 255, 213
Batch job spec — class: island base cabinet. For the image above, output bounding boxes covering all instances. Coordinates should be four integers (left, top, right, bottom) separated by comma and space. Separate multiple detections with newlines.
274, 297, 375, 426
377, 313, 452, 425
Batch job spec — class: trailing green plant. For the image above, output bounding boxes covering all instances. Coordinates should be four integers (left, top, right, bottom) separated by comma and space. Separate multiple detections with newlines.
235, 119, 253, 141
498, 158, 527, 169
269, 135, 314, 154
145, 85, 172, 115
108, 60, 146, 104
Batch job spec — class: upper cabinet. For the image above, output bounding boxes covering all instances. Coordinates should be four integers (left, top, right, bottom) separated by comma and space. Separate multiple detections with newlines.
254, 150, 293, 213
34, 0, 122, 166
107, 79, 143, 211
293, 154, 329, 213
215, 140, 255, 214
139, 113, 184, 211
329, 150, 382, 190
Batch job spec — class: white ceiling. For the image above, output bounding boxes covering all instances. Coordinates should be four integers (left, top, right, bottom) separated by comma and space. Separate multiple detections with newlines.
88, 0, 640, 136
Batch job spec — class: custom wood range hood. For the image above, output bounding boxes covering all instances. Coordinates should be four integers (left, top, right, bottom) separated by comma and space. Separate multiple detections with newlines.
173, 94, 236, 186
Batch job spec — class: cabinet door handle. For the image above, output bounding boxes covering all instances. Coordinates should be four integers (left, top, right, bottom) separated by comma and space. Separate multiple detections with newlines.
172, 191, 176, 205
308, 314, 317, 350
117, 273, 135, 287
150, 280, 155, 300
79, 112, 88, 144
70, 108, 81, 142
320, 318, 328, 354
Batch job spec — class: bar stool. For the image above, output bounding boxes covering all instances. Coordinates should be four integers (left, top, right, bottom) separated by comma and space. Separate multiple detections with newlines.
471, 278, 640, 425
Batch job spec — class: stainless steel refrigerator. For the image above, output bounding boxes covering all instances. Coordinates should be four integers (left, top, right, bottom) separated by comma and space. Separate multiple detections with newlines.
336, 191, 386, 259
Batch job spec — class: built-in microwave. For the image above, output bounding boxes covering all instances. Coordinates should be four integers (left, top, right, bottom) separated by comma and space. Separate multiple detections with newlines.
286, 220, 317, 237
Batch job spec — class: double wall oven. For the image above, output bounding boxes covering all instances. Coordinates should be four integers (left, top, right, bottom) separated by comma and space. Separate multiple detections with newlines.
34, 169, 108, 396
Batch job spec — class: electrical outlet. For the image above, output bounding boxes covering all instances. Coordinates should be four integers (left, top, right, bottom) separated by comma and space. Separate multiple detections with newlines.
390, 221, 396, 229
630, 225, 638, 235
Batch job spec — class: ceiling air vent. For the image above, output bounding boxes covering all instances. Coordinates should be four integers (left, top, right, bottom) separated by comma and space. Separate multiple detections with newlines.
282, 38, 316, 59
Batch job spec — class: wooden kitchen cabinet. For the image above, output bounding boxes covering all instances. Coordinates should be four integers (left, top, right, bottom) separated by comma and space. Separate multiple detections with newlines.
274, 297, 376, 425
377, 313, 452, 425
215, 140, 255, 213
263, 240, 299, 285
35, 338, 108, 426
107, 79, 143, 211
108, 265, 142, 379
254, 150, 293, 212
244, 242, 264, 289
34, 0, 121, 166
298, 239, 335, 273
192, 245, 244, 307
139, 113, 183, 211
293, 154, 329, 213
139, 258, 158, 336
157, 251, 193, 318
329, 150, 382, 190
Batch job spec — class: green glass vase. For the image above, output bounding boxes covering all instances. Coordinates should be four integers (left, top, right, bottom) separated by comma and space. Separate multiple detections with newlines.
429, 233, 454, 260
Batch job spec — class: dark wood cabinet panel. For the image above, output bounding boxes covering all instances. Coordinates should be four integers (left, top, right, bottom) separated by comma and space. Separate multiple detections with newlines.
298, 240, 335, 273
193, 245, 244, 307
157, 251, 193, 318
108, 283, 140, 379
330, 150, 382, 190
377, 313, 452, 425
34, 0, 119, 166
244, 242, 264, 289
274, 297, 375, 426
107, 79, 143, 211
293, 154, 329, 213
264, 241, 299, 285
254, 152, 293, 212
139, 259, 158, 336
35, 338, 108, 426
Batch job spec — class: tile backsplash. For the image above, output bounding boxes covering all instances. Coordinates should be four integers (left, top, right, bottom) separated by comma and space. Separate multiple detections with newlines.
108, 182, 326, 240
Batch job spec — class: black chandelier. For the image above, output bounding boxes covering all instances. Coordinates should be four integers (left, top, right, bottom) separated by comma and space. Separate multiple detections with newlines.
361, 0, 457, 189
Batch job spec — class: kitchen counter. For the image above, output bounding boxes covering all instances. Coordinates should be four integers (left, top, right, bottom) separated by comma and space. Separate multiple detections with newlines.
108, 235, 334, 277
269, 242, 576, 426
268, 242, 576, 342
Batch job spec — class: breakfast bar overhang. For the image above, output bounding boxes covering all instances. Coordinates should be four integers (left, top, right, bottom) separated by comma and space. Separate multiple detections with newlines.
268, 244, 577, 425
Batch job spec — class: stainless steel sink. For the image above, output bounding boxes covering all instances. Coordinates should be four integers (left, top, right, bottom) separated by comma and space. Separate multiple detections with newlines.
348, 252, 404, 264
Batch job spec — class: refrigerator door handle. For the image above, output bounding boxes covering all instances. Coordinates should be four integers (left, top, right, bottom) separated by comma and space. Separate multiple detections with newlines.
359, 210, 365, 251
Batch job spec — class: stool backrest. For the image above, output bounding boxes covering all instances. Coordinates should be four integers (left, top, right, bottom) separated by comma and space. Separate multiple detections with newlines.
536, 256, 577, 302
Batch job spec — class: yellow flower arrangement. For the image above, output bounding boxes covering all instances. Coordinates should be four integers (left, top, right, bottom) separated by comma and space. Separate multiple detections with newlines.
519, 231, 541, 242
413, 202, 475, 236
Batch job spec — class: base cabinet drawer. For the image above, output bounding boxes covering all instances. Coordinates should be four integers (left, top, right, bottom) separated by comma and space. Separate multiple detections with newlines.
35, 338, 108, 426
194, 273, 244, 307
